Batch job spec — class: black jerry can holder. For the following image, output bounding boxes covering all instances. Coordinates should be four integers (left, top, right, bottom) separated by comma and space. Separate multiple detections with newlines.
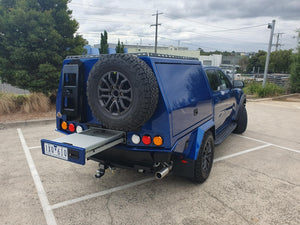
61, 62, 84, 119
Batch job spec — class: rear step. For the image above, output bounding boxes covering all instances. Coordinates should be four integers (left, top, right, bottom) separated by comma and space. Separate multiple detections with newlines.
41, 128, 125, 165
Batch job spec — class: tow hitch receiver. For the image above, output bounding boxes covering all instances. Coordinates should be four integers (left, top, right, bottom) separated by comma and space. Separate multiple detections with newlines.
41, 128, 125, 165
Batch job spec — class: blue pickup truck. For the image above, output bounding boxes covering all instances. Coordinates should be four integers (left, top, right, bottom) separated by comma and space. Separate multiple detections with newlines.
41, 53, 247, 183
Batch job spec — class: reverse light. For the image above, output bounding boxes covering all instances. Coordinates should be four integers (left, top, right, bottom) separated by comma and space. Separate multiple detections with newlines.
142, 135, 151, 145
69, 123, 75, 132
76, 125, 83, 133
61, 121, 68, 130
131, 134, 141, 144
153, 136, 163, 146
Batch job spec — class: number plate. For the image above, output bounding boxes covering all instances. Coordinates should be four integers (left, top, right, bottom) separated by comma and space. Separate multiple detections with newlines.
44, 143, 68, 160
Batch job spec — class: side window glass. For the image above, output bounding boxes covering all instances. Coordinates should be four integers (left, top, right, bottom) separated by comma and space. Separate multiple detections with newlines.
216, 70, 231, 90
205, 70, 219, 91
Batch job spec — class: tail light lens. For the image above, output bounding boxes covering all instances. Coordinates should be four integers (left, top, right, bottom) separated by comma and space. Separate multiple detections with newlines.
131, 134, 141, 144
68, 123, 75, 132
61, 121, 68, 130
153, 136, 163, 146
142, 135, 151, 145
76, 125, 83, 133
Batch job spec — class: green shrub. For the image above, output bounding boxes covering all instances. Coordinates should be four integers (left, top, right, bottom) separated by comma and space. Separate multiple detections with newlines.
244, 81, 285, 98
257, 83, 285, 97
243, 80, 260, 95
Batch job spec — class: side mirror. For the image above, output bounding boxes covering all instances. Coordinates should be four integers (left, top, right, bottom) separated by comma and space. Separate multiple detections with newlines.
233, 80, 244, 89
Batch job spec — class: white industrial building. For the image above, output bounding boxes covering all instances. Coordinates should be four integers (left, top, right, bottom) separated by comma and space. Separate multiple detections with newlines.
94, 43, 242, 70
198, 55, 222, 67
94, 43, 201, 59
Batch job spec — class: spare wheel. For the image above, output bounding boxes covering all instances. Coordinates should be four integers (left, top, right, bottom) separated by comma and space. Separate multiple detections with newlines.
87, 54, 159, 131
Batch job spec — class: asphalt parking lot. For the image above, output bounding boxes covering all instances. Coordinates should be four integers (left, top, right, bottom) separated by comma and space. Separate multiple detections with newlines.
1, 99, 300, 225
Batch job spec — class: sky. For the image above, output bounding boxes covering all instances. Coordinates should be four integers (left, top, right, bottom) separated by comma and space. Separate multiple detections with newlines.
68, 0, 300, 52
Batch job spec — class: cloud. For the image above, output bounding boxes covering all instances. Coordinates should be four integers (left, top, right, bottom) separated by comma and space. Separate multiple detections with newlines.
69, 0, 300, 52
165, 0, 300, 20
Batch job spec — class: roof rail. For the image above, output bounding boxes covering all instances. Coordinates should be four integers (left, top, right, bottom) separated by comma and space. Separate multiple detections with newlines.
66, 55, 100, 59
66, 52, 199, 61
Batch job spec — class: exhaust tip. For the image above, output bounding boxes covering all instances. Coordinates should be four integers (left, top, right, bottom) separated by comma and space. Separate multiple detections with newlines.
155, 166, 171, 179
155, 172, 163, 179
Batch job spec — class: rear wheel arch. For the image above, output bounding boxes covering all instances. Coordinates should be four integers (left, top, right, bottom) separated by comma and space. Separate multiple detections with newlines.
192, 130, 215, 183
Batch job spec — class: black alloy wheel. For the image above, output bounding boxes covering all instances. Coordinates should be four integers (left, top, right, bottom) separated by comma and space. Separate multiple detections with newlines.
193, 131, 214, 183
98, 71, 132, 116
201, 138, 213, 177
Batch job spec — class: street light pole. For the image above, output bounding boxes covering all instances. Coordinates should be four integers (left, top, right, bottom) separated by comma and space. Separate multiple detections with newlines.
263, 20, 275, 87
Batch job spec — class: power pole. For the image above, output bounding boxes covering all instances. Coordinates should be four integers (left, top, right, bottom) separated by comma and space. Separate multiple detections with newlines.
263, 20, 275, 88
273, 32, 284, 51
151, 11, 163, 53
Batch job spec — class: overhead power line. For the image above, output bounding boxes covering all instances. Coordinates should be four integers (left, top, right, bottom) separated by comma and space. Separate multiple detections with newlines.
68, 2, 279, 51
206, 24, 267, 33
162, 14, 266, 33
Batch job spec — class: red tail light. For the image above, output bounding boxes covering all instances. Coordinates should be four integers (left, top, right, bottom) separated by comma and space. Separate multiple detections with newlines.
142, 135, 151, 145
69, 123, 75, 132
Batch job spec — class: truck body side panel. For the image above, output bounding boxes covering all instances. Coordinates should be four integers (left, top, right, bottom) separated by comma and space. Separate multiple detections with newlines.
143, 57, 213, 147
153, 63, 212, 137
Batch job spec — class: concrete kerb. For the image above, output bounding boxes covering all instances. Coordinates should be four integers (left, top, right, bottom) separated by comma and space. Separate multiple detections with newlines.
0, 118, 56, 130
246, 93, 300, 102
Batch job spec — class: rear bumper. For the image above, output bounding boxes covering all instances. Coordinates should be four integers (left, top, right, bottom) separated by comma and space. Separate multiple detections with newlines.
89, 147, 172, 169
89, 147, 195, 178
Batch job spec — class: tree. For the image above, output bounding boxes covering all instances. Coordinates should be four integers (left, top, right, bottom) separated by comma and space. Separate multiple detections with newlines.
0, 0, 86, 93
269, 50, 293, 73
198, 48, 205, 55
289, 30, 300, 93
100, 30, 108, 54
115, 39, 125, 53
247, 50, 267, 73
238, 56, 249, 73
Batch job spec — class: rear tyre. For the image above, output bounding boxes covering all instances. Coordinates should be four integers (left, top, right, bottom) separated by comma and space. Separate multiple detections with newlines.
193, 131, 214, 183
233, 104, 248, 134
87, 54, 159, 131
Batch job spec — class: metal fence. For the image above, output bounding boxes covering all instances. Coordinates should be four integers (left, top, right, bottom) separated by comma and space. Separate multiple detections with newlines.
240, 74, 290, 87
0, 81, 30, 94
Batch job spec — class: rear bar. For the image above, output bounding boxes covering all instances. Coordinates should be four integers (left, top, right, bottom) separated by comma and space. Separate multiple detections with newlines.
41, 140, 86, 164
41, 128, 125, 165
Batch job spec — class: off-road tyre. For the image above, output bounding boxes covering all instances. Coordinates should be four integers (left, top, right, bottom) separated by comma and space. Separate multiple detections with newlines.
193, 131, 214, 183
87, 54, 159, 131
233, 104, 247, 134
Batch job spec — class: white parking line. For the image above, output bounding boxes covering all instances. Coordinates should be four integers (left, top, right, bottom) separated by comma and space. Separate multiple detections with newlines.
51, 177, 155, 210
237, 135, 300, 154
28, 146, 40, 150
17, 129, 57, 225
51, 143, 273, 210
214, 144, 271, 162
21, 132, 300, 214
